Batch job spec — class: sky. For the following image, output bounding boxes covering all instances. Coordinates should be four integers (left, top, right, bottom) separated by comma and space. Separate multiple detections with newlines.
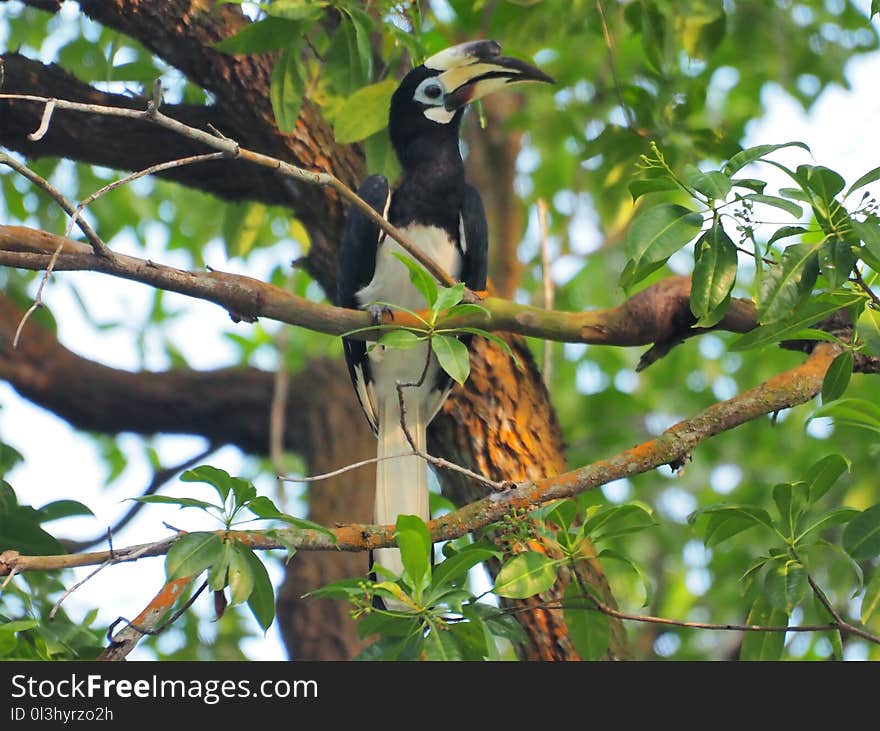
1, 7, 879, 661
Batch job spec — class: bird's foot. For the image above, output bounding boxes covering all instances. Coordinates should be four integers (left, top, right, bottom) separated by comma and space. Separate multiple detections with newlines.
463, 288, 489, 303
366, 303, 394, 326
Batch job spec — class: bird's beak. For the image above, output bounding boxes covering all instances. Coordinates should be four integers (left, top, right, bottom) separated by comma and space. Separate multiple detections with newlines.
423, 40, 554, 111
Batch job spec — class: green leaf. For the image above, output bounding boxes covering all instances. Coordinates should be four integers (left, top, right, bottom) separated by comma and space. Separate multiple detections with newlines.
422, 626, 462, 661
444, 327, 522, 369
795, 507, 859, 544
628, 176, 679, 200
818, 238, 857, 289
821, 350, 853, 404
800, 165, 845, 203
767, 226, 808, 247
448, 620, 490, 661
130, 495, 220, 511
852, 218, 880, 260
36, 500, 94, 523
324, 16, 369, 96
624, 204, 703, 275
243, 545, 275, 632
861, 569, 880, 624
246, 496, 335, 537
213, 17, 304, 54
597, 548, 654, 606
723, 141, 810, 176
431, 543, 500, 590
207, 539, 233, 592
432, 282, 466, 315
808, 397, 880, 434
772, 482, 805, 540
563, 583, 610, 660
856, 305, 880, 357
378, 329, 424, 349
873, 0, 880, 19
739, 597, 788, 660
363, 130, 401, 182
778, 187, 813, 203
764, 560, 807, 613
0, 443, 24, 476
270, 44, 304, 133
757, 242, 821, 324
396, 514, 432, 591
690, 224, 737, 325
493, 552, 557, 599
223, 202, 267, 258
461, 603, 528, 645
260, 0, 326, 21
730, 178, 767, 194
691, 503, 776, 535
431, 335, 471, 385
847, 165, 880, 197
683, 165, 732, 200
731, 292, 862, 351
804, 453, 851, 503
391, 252, 438, 307
165, 532, 223, 580
580, 502, 656, 543
0, 619, 39, 634
743, 193, 804, 219
181, 465, 246, 503
334, 79, 398, 144
843, 504, 880, 560
228, 543, 255, 605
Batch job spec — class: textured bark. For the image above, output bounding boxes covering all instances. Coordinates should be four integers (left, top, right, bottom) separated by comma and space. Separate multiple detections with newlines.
0, 0, 622, 659
464, 95, 527, 299
0, 293, 371, 659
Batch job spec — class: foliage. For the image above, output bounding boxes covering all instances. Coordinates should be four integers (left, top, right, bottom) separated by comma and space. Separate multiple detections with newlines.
1, 0, 879, 661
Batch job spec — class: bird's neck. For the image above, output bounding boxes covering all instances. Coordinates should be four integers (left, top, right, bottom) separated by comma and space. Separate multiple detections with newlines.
396, 133, 465, 192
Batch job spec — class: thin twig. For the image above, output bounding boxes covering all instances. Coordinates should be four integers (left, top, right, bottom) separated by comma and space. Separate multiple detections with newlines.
853, 267, 880, 310
0, 150, 111, 257
106, 579, 208, 641
394, 337, 503, 491
11, 234, 65, 349
0, 92, 456, 287
65, 151, 226, 240
537, 199, 554, 383
596, 0, 637, 131
49, 559, 112, 619
0, 342, 849, 575
270, 327, 291, 491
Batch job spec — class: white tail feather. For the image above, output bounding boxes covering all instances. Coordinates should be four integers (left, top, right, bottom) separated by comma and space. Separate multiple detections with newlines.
373, 396, 429, 580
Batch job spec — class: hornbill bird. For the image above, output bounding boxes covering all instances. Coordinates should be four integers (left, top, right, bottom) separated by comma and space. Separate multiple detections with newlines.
338, 41, 553, 583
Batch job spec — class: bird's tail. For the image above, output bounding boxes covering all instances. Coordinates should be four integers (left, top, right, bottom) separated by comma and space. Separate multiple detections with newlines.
373, 395, 430, 581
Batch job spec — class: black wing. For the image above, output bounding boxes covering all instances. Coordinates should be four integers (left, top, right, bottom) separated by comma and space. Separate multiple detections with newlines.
459, 183, 489, 292
338, 174, 391, 434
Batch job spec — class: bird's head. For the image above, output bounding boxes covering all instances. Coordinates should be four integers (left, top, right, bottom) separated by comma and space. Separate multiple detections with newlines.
389, 40, 553, 162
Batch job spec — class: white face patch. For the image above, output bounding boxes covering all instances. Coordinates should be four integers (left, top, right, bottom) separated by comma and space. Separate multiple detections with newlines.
413, 77, 455, 124
424, 106, 456, 124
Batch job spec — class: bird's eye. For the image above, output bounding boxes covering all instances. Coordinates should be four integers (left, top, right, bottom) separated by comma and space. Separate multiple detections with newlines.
423, 84, 442, 100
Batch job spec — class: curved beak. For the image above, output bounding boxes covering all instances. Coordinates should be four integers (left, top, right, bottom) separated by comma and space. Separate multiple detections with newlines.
423, 40, 554, 111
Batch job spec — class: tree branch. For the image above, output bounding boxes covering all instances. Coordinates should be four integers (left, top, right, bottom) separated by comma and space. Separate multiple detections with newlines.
0, 342, 842, 576
0, 225, 760, 349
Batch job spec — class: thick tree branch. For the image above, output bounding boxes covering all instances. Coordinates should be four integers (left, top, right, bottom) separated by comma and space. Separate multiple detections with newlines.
0, 225, 759, 349
0, 53, 299, 208
0, 342, 842, 576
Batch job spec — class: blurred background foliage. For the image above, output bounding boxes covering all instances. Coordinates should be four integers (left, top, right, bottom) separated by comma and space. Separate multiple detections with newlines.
1, 0, 879, 660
